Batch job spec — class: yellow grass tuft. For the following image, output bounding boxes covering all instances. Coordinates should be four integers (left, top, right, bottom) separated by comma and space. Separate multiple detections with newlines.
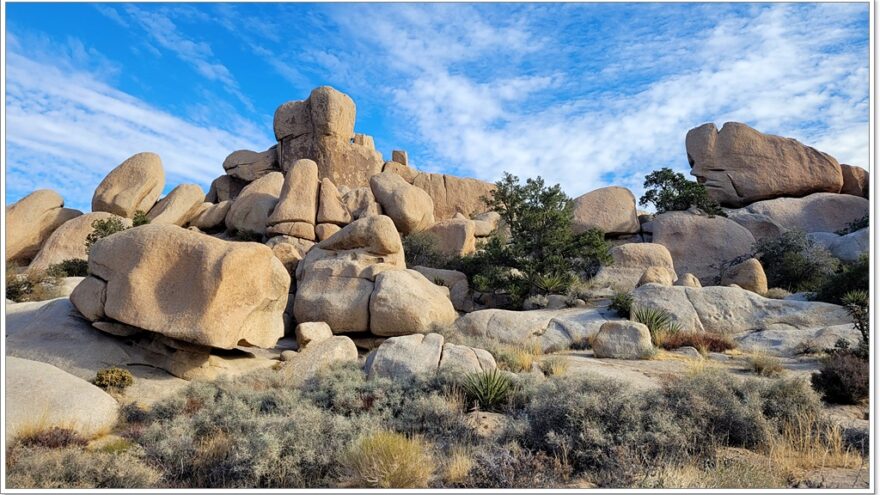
340, 431, 434, 488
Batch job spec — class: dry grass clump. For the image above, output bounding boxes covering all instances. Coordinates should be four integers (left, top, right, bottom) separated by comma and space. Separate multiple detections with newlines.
660, 331, 736, 354
493, 341, 542, 372
340, 431, 434, 488
17, 427, 87, 449
540, 357, 569, 376
441, 446, 474, 485
5, 444, 160, 488
5, 264, 64, 302
747, 352, 786, 377
767, 412, 862, 474
642, 448, 786, 488
765, 287, 792, 299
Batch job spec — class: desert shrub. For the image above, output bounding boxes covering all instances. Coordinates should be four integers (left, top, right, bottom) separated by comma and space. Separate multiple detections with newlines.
760, 378, 822, 426
463, 442, 570, 488
835, 213, 867, 235
16, 427, 87, 449
840, 289, 869, 358
85, 217, 129, 253
46, 258, 89, 278
492, 342, 541, 373
813, 253, 869, 304
458, 173, 612, 307
522, 294, 549, 310
440, 446, 473, 486
339, 431, 433, 488
631, 306, 681, 347
5, 445, 160, 488
132, 210, 150, 227
524, 374, 693, 486
568, 336, 592, 351
5, 266, 63, 302
764, 287, 791, 299
754, 230, 839, 292
94, 367, 134, 391
659, 332, 736, 353
133, 371, 372, 488
746, 352, 785, 377
402, 231, 448, 268
462, 369, 513, 411
540, 357, 569, 377
639, 167, 725, 216
609, 290, 633, 318
811, 352, 869, 405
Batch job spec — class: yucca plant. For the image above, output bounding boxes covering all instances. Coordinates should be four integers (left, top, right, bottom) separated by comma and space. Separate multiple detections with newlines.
631, 306, 682, 347
462, 369, 512, 411
533, 272, 571, 295
840, 289, 868, 359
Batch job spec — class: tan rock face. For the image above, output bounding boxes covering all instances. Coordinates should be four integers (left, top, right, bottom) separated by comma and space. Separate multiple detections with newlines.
412, 265, 472, 312
28, 212, 131, 272
572, 186, 640, 236
92, 152, 166, 217
222, 146, 279, 182
472, 211, 501, 237
267, 235, 314, 275
267, 159, 320, 236
370, 172, 435, 234
224, 172, 284, 235
188, 201, 232, 230
686, 122, 843, 207
341, 187, 382, 219
724, 209, 787, 244
274, 86, 382, 188
720, 258, 768, 295
147, 184, 205, 226
412, 172, 495, 221
317, 178, 352, 225
391, 150, 409, 166
636, 266, 676, 287
295, 321, 333, 348
742, 192, 868, 234
206, 175, 247, 203
293, 216, 405, 333
592, 243, 676, 290
366, 333, 444, 379
592, 321, 653, 359
422, 218, 477, 257
369, 269, 457, 336
839, 164, 869, 198
280, 336, 358, 386
675, 273, 702, 288
383, 161, 419, 183
651, 211, 755, 284
6, 190, 82, 263
71, 224, 290, 349
315, 223, 342, 241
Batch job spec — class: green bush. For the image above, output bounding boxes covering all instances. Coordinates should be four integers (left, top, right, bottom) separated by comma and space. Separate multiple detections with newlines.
754, 230, 839, 292
458, 173, 612, 307
402, 232, 449, 268
813, 254, 868, 304
132, 210, 151, 227
46, 259, 89, 278
463, 442, 570, 488
94, 367, 134, 391
639, 167, 725, 216
835, 213, 867, 235
811, 352, 869, 405
462, 369, 513, 411
85, 217, 129, 253
631, 306, 682, 347
609, 291, 633, 318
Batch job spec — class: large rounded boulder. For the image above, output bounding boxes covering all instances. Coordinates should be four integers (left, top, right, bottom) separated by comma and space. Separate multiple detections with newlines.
224, 171, 285, 235
92, 152, 165, 217
740, 192, 868, 234
28, 212, 131, 272
6, 190, 82, 263
572, 186, 640, 236
71, 224, 290, 349
370, 172, 435, 234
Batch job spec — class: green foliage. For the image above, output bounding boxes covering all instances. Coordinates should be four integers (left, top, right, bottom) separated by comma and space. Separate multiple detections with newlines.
631, 306, 682, 346
402, 232, 449, 268
813, 253, 868, 304
840, 289, 869, 359
609, 291, 633, 318
835, 213, 868, 235
46, 259, 89, 278
639, 167, 725, 216
747, 353, 785, 377
754, 230, 839, 292
462, 369, 513, 411
132, 210, 151, 227
811, 352, 869, 405
85, 217, 129, 253
94, 367, 134, 391
460, 173, 612, 307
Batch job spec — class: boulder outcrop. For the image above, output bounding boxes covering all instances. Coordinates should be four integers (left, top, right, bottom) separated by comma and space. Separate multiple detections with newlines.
146, 183, 205, 226
222, 146, 279, 182
28, 212, 131, 272
370, 172, 435, 234
6, 190, 82, 263
267, 159, 320, 239
224, 171, 284, 235
839, 164, 869, 198
592, 321, 653, 359
572, 186, 640, 236
369, 269, 457, 336
92, 152, 166, 217
740, 192, 868, 234
365, 333, 495, 380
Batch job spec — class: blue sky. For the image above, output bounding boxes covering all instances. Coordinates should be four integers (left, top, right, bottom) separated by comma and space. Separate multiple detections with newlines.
4, 2, 870, 211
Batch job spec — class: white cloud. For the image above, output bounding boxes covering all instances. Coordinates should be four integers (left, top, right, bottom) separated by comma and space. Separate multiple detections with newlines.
5, 46, 268, 210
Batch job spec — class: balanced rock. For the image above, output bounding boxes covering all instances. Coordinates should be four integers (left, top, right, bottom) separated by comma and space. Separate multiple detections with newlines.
370, 172, 435, 234
146, 183, 205, 226
651, 211, 755, 283
392, 150, 409, 166
572, 186, 640, 236
6, 190, 82, 263
293, 215, 404, 333
720, 258, 767, 295
28, 212, 131, 272
92, 152, 165, 217
839, 164, 869, 198
686, 122, 843, 207
274, 86, 382, 188
5, 357, 119, 445
370, 269, 457, 336
422, 218, 476, 257
222, 146, 279, 182
206, 175, 247, 203
592, 321, 653, 359
224, 171, 284, 235
740, 192, 868, 234
188, 201, 232, 230
71, 224, 289, 349
267, 159, 319, 237
411, 172, 495, 221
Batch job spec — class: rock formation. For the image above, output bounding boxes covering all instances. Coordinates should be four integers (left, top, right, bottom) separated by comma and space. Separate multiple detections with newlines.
6, 190, 82, 263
